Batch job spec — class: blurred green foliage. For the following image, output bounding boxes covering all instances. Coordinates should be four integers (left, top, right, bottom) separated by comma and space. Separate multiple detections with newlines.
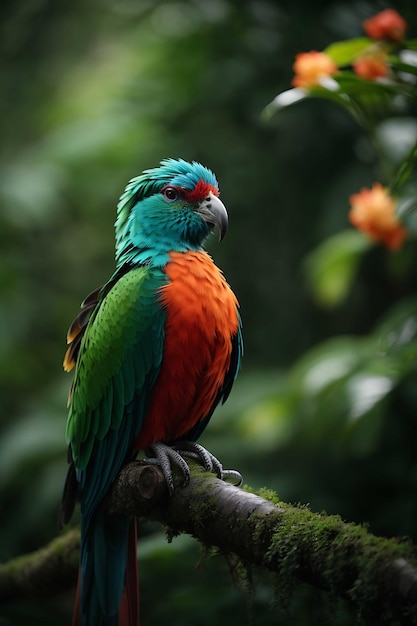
2, 0, 417, 624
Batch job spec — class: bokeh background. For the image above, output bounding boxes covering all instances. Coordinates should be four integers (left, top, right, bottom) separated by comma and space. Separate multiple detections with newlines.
1, 0, 417, 624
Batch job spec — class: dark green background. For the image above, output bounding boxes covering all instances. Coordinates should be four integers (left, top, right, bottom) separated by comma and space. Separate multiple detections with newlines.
1, 1, 417, 624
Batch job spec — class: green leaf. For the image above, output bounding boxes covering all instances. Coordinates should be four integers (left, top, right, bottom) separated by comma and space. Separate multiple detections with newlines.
346, 372, 395, 421
336, 72, 412, 97
262, 82, 359, 120
376, 118, 417, 166
396, 196, 417, 225
262, 72, 414, 123
403, 38, 417, 50
374, 297, 417, 363
391, 59, 417, 77
304, 230, 371, 308
324, 38, 373, 66
390, 140, 417, 194
290, 337, 366, 396
262, 88, 309, 118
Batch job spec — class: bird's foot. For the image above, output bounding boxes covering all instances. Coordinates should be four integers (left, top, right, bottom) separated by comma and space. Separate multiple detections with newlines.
172, 441, 243, 487
145, 442, 190, 495
144, 441, 243, 495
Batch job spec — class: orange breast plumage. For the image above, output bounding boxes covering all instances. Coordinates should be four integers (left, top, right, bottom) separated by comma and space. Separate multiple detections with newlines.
135, 250, 240, 448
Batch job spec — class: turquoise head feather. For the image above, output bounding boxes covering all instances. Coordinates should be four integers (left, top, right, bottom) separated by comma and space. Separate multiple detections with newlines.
115, 158, 225, 268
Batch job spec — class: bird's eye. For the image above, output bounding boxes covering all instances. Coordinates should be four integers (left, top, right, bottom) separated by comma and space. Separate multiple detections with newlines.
163, 186, 179, 202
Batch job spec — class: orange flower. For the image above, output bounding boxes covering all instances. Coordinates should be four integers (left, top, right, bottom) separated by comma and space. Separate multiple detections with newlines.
292, 51, 338, 88
353, 49, 389, 80
349, 183, 407, 250
363, 9, 407, 42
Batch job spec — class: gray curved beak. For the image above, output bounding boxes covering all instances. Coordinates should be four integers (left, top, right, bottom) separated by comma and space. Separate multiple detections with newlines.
195, 192, 228, 241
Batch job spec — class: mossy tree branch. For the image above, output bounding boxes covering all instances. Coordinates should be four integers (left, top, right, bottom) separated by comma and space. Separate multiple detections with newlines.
1, 461, 417, 625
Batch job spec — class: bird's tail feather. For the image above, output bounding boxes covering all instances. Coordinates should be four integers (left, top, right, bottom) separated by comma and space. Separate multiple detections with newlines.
72, 511, 139, 626
71, 570, 81, 626
118, 518, 139, 626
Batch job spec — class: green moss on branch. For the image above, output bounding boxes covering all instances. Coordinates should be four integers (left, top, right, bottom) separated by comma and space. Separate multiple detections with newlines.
1, 462, 417, 625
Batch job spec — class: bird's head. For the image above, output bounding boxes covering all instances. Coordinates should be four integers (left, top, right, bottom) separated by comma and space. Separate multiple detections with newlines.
115, 159, 228, 267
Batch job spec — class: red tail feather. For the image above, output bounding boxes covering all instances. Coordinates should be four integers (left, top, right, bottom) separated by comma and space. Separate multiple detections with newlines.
71, 569, 81, 626
118, 518, 140, 626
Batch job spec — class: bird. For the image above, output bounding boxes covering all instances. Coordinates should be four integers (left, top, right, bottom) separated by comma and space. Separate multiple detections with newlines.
59, 158, 243, 626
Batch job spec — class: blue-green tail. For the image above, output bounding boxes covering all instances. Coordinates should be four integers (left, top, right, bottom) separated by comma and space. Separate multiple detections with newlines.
73, 511, 139, 626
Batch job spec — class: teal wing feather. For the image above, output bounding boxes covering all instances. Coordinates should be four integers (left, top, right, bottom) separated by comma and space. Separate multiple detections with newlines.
66, 265, 168, 513
63, 265, 168, 624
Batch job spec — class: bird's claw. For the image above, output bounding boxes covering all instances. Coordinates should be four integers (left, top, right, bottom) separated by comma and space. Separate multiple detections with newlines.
144, 440, 243, 495
221, 469, 243, 487
172, 441, 223, 477
145, 442, 190, 495
172, 441, 243, 486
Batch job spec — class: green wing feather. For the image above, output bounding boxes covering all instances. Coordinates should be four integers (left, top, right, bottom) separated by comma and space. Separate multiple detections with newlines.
66, 266, 168, 477
62, 265, 168, 620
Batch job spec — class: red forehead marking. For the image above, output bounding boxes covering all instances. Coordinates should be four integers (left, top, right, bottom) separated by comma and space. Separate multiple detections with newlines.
181, 180, 219, 203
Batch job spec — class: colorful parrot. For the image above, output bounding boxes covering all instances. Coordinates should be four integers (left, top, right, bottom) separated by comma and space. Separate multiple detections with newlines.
59, 159, 243, 625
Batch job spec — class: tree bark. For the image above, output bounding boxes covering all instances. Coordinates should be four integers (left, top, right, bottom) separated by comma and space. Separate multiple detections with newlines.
1, 461, 417, 625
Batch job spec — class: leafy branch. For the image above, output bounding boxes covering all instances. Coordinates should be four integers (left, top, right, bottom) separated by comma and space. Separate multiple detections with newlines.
1, 462, 417, 625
